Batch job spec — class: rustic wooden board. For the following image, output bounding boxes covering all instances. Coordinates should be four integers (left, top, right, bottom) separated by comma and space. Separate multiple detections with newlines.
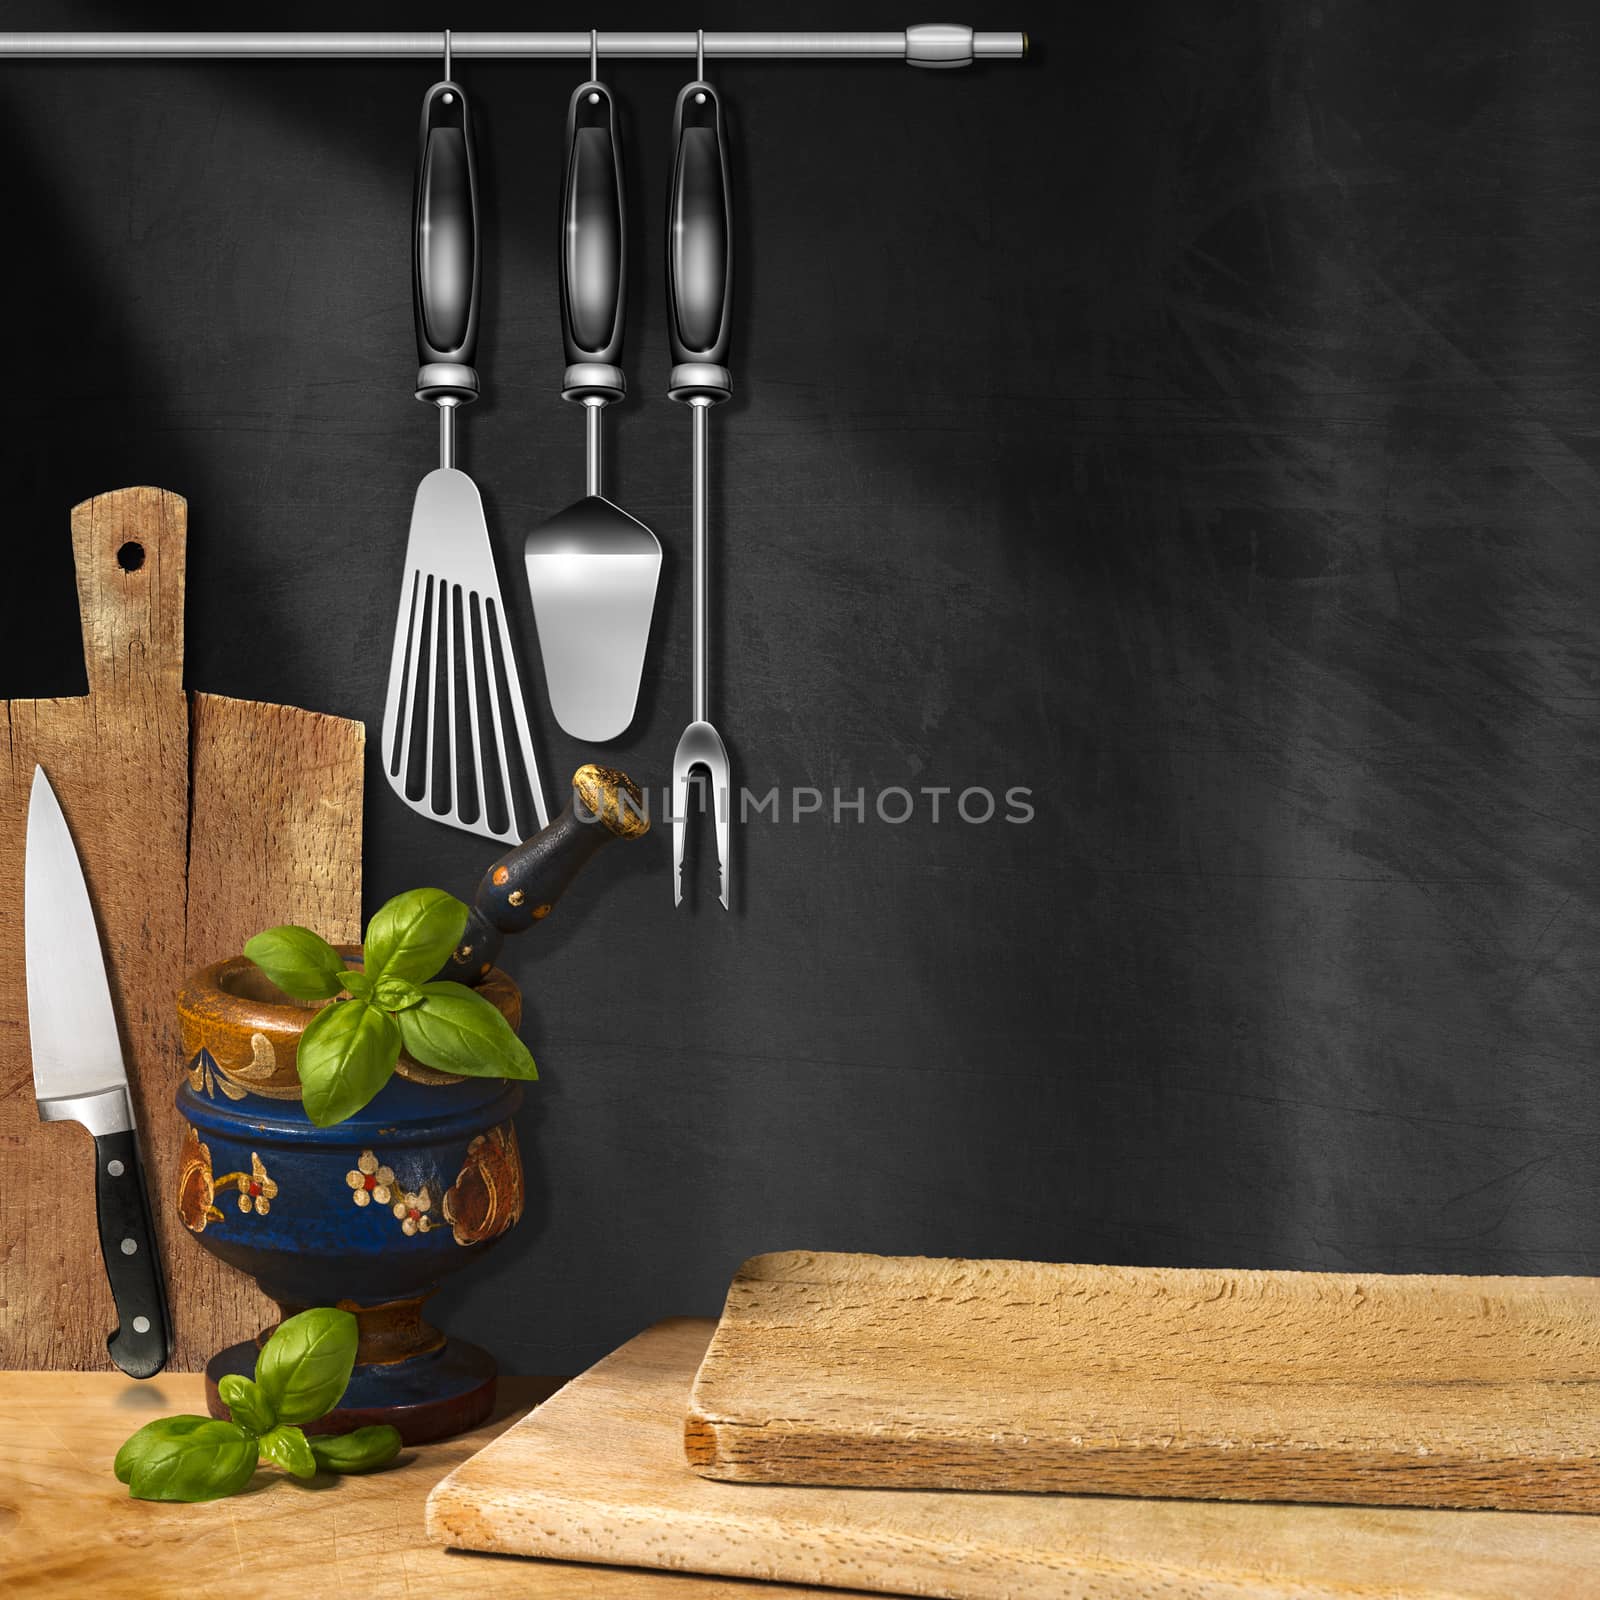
0, 1371, 848, 1599
685, 1252, 1600, 1511
186, 692, 364, 967
0, 489, 193, 1375
427, 1318, 1600, 1600
0, 489, 364, 1374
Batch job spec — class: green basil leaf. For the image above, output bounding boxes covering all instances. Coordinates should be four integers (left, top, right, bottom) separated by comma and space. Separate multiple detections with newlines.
398, 983, 538, 1081
296, 998, 400, 1127
259, 1424, 317, 1480
255, 1307, 359, 1427
126, 1419, 258, 1502
374, 974, 424, 1012
363, 888, 469, 985
115, 1415, 214, 1484
217, 1373, 275, 1436
308, 1425, 403, 1475
341, 968, 376, 1001
243, 925, 348, 1001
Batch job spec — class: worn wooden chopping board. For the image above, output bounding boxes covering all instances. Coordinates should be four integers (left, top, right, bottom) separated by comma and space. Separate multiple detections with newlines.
427, 1318, 1600, 1600
0, 488, 363, 1373
684, 1251, 1600, 1513
3, 1373, 855, 1600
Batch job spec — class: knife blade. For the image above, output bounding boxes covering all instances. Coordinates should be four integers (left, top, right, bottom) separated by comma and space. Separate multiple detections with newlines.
26, 765, 170, 1378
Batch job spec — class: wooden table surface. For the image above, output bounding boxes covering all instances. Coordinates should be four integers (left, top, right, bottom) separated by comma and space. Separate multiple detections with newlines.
0, 1371, 840, 1599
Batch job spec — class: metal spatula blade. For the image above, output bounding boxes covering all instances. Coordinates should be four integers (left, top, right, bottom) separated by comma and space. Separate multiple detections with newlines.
383, 466, 548, 844
525, 493, 661, 742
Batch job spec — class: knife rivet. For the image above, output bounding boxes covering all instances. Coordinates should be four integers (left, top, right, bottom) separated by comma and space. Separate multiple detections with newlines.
107, 1159, 125, 1177
133, 1316, 150, 1334
120, 1238, 137, 1255
508, 889, 525, 907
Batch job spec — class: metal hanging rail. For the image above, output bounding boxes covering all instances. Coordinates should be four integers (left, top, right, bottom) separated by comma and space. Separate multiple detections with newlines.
0, 27, 1027, 67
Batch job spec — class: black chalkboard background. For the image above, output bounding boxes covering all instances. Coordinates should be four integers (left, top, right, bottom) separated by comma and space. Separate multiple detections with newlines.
4, 0, 1598, 1374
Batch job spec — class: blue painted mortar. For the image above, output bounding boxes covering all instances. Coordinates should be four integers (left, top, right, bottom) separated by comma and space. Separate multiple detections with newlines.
173, 955, 529, 1438
177, 1064, 523, 1308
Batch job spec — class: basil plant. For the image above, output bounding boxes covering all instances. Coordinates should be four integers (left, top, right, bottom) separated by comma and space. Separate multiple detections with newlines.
115, 1308, 401, 1501
244, 888, 536, 1127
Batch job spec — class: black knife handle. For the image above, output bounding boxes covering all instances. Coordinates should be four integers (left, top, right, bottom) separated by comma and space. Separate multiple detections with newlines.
439, 765, 650, 983
94, 1127, 170, 1378
560, 81, 627, 403
414, 79, 481, 403
666, 81, 732, 403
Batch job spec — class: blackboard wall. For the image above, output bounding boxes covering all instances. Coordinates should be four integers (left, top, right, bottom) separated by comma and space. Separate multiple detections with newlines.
5, 0, 1598, 1373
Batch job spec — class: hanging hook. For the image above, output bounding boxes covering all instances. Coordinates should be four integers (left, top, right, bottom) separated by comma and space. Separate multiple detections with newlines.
696, 27, 705, 81
443, 27, 452, 81
590, 28, 598, 82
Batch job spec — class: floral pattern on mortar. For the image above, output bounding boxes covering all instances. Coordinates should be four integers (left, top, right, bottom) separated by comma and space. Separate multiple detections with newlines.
395, 1186, 435, 1236
346, 1150, 396, 1208
348, 1150, 435, 1235
177, 1123, 279, 1234
341, 1125, 521, 1246
236, 1153, 277, 1215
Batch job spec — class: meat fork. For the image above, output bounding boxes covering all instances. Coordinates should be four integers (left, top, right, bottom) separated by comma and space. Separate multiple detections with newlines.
667, 71, 734, 909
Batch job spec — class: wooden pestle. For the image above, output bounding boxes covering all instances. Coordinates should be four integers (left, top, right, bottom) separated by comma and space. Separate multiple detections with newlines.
438, 764, 649, 983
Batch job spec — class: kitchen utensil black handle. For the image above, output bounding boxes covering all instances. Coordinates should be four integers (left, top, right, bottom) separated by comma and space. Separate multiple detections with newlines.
667, 82, 732, 403
94, 1127, 170, 1378
414, 79, 481, 403
561, 82, 627, 403
440, 765, 650, 983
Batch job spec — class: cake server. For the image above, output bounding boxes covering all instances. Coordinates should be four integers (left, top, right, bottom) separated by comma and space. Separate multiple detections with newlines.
526, 74, 661, 744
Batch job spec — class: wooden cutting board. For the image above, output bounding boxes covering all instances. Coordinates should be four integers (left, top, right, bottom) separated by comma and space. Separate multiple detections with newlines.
684, 1252, 1600, 1512
428, 1319, 1600, 1600
0, 487, 363, 1373
3, 1372, 853, 1600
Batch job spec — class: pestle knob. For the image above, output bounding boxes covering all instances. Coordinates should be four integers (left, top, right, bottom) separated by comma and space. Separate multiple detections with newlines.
440, 765, 649, 983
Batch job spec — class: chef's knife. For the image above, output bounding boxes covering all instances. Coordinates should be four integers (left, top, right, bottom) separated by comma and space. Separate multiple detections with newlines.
26, 765, 170, 1378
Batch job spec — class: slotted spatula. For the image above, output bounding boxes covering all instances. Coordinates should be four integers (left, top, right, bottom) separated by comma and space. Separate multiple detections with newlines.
383, 74, 549, 844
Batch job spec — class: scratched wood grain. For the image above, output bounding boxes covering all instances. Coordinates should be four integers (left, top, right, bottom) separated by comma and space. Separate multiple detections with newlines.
0, 1371, 847, 1599
686, 1251, 1600, 1510
0, 490, 194, 1375
0, 490, 365, 1374
430, 1317, 1600, 1600
186, 692, 364, 969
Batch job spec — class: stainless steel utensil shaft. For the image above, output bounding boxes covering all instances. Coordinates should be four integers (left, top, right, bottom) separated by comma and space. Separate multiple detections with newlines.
439, 402, 457, 471
691, 400, 710, 727
585, 400, 604, 499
